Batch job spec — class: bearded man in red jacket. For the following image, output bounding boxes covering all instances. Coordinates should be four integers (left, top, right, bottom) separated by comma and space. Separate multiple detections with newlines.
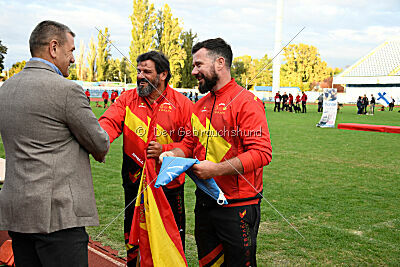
159, 38, 272, 267
99, 51, 193, 266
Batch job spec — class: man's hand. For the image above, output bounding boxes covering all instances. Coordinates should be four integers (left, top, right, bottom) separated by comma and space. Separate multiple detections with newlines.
191, 157, 244, 179
93, 154, 106, 163
147, 141, 162, 158
191, 160, 219, 180
159, 151, 176, 163
159, 148, 186, 163
92, 145, 109, 163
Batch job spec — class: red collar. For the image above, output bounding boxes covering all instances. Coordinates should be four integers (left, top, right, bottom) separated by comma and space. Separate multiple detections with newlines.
212, 78, 237, 96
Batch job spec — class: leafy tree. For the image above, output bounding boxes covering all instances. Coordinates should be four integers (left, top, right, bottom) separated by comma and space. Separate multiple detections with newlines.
281, 43, 330, 90
67, 64, 77, 80
232, 54, 273, 89
327, 66, 342, 76
155, 9, 163, 49
232, 55, 252, 88
177, 29, 197, 88
156, 4, 186, 87
231, 59, 246, 87
118, 57, 132, 83
96, 27, 111, 81
105, 58, 120, 81
8, 60, 26, 78
0, 40, 7, 72
76, 40, 86, 81
86, 36, 97, 82
253, 54, 273, 87
129, 0, 156, 83
105, 57, 132, 83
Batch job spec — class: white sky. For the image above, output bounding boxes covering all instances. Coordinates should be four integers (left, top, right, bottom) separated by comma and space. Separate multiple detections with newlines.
1, 0, 400, 69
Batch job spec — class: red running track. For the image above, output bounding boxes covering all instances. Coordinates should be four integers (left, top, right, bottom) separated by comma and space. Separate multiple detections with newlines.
337, 123, 400, 134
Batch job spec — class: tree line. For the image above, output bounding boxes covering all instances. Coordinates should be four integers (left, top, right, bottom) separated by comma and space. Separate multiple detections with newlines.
1, 0, 341, 90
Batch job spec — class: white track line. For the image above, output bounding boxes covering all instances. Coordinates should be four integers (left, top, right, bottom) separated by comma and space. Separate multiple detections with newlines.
88, 245, 125, 267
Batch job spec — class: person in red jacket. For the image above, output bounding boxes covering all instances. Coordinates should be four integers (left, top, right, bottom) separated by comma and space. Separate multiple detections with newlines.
295, 93, 301, 113
102, 90, 109, 108
288, 93, 294, 112
85, 89, 90, 103
98, 51, 193, 266
110, 90, 118, 104
301, 91, 308, 113
158, 38, 272, 267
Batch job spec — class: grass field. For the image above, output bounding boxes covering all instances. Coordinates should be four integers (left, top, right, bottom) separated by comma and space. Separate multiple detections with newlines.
1, 102, 399, 265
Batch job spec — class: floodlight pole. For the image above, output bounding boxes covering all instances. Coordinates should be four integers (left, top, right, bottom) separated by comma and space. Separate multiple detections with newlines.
272, 0, 283, 94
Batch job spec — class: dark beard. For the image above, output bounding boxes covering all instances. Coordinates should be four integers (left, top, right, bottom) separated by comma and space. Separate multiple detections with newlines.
197, 69, 218, 94
137, 75, 159, 97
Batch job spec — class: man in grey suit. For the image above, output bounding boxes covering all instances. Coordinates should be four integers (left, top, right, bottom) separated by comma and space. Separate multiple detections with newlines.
0, 20, 109, 266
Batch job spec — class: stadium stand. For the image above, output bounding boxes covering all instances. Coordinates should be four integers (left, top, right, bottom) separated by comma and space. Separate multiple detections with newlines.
333, 38, 400, 104
342, 40, 400, 77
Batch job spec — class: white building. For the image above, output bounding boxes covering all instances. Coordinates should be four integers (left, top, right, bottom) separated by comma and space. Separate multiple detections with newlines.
333, 38, 400, 105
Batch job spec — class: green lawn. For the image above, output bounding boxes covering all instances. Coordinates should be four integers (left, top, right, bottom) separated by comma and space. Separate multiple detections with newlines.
1, 102, 399, 265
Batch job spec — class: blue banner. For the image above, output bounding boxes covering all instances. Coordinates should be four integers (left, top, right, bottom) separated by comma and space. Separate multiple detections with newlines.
156, 157, 228, 205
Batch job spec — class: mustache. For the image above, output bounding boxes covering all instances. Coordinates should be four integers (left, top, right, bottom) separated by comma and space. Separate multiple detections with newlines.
195, 73, 204, 80
137, 78, 148, 84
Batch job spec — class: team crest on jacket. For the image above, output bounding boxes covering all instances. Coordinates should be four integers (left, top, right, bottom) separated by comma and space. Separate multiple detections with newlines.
138, 102, 146, 108
201, 106, 207, 112
159, 102, 172, 112
215, 103, 227, 114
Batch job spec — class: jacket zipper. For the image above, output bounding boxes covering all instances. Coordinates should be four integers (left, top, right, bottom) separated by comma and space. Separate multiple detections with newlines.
204, 92, 217, 160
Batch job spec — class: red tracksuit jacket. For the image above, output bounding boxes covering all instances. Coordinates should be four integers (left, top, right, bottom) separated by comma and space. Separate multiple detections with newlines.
176, 79, 272, 204
111, 91, 118, 101
99, 85, 193, 188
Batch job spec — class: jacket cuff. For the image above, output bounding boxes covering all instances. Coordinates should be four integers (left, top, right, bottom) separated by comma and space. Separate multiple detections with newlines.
237, 149, 271, 173
237, 152, 255, 173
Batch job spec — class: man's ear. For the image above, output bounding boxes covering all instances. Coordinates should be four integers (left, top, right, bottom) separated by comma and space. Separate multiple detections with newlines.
49, 39, 58, 58
215, 57, 225, 71
159, 71, 168, 82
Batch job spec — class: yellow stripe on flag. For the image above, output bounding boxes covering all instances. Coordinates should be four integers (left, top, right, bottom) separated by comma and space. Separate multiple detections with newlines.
145, 184, 186, 266
191, 114, 231, 163
155, 124, 173, 144
125, 107, 149, 143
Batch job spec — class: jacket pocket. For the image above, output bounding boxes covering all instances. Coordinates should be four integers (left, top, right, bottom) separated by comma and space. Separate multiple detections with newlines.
68, 179, 96, 217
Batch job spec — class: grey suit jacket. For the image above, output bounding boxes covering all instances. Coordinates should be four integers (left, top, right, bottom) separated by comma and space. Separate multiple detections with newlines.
0, 60, 110, 233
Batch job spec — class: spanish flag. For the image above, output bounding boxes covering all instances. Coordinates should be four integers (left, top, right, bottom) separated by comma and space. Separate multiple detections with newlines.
129, 109, 187, 266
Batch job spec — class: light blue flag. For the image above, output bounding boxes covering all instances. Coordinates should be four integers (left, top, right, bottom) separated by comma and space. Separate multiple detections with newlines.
155, 157, 228, 205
